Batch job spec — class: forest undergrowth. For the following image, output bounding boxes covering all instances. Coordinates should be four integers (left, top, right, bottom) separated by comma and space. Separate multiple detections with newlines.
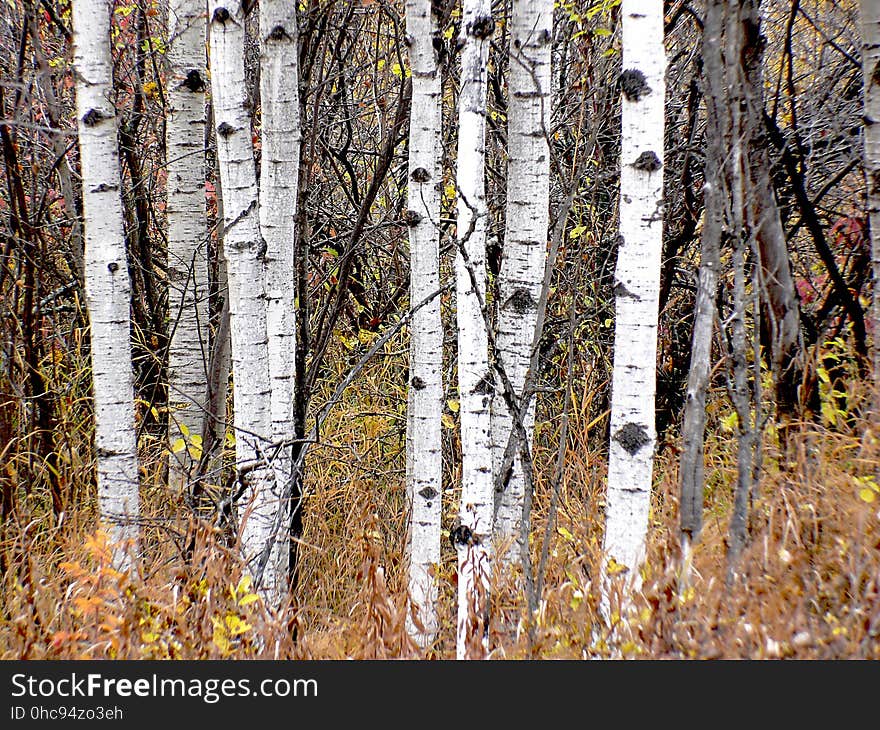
1, 335, 878, 660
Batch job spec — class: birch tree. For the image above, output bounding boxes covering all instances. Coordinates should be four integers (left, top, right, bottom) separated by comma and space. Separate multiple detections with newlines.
601, 0, 665, 595
404, 0, 443, 648
453, 0, 494, 660
166, 0, 209, 493
208, 0, 278, 601
71, 0, 139, 567
492, 0, 554, 566
257, 0, 301, 603
861, 0, 880, 397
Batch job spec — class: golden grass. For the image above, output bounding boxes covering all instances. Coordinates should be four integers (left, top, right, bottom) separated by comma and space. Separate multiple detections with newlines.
1, 343, 879, 660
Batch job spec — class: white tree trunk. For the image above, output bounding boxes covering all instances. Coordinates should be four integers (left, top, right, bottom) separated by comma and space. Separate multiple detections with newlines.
209, 0, 275, 601
492, 0, 553, 564
258, 0, 301, 602
404, 0, 444, 648
166, 0, 209, 493
453, 0, 494, 660
861, 0, 880, 397
71, 0, 139, 568
601, 1, 665, 595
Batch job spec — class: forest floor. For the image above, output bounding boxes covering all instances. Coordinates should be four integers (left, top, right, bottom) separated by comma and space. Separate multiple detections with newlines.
1, 346, 878, 660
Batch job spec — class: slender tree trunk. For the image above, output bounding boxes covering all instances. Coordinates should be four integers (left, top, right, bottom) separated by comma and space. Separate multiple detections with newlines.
741, 0, 801, 425
601, 0, 665, 595
166, 0, 210, 494
404, 0, 443, 648
492, 0, 554, 567
679, 0, 725, 552
453, 0, 494, 660
861, 0, 880, 403
258, 0, 301, 601
724, 0, 759, 580
208, 0, 274, 599
71, 0, 139, 568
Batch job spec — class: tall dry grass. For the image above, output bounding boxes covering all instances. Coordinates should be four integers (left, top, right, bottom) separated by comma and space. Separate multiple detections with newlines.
1, 339, 879, 660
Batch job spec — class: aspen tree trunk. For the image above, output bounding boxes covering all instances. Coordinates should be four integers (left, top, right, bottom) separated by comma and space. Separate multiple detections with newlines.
601, 0, 665, 595
678, 0, 724, 551
861, 0, 880, 400
166, 0, 209, 493
492, 0, 554, 567
404, 0, 444, 648
71, 0, 139, 568
453, 0, 494, 660
209, 0, 275, 600
256, 0, 300, 602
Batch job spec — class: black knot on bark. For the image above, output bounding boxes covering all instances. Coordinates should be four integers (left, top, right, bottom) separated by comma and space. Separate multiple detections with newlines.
217, 122, 235, 138
107, 262, 119, 273
182, 69, 205, 92
411, 375, 426, 390
418, 486, 438, 501
506, 287, 535, 314
411, 167, 431, 183
450, 523, 477, 547
614, 422, 651, 455
619, 69, 650, 102
81, 108, 105, 127
268, 24, 290, 41
538, 28, 551, 44
467, 15, 495, 39
873, 61, 880, 87
212, 6, 230, 23
633, 151, 662, 172
613, 281, 639, 300
404, 209, 423, 227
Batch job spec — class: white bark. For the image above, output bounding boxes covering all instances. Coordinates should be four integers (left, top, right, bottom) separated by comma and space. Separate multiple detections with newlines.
258, 0, 301, 602
861, 0, 880, 396
492, 0, 553, 564
209, 0, 275, 600
601, 1, 665, 594
454, 0, 494, 660
71, 0, 139, 568
166, 0, 209, 493
404, 0, 444, 648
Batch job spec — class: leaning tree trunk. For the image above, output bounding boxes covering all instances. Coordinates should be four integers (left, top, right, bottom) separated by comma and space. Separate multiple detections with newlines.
166, 0, 209, 494
861, 0, 880, 402
71, 0, 140, 568
257, 0, 301, 603
492, 0, 554, 568
601, 0, 665, 597
678, 0, 725, 553
453, 0, 494, 660
208, 0, 276, 601
404, 0, 444, 648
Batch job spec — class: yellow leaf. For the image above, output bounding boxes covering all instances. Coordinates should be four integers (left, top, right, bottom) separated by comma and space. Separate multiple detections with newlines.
171, 438, 186, 454
606, 557, 628, 577
859, 488, 876, 504
211, 617, 231, 655
441, 413, 456, 429
225, 614, 252, 636
447, 399, 459, 413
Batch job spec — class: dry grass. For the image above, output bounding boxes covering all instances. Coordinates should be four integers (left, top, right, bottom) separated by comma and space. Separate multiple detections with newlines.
1, 342, 879, 661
